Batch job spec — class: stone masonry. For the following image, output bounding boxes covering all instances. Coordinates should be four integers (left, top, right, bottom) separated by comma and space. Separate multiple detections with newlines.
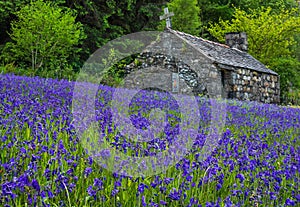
225, 68, 280, 103
120, 29, 280, 104
123, 52, 208, 97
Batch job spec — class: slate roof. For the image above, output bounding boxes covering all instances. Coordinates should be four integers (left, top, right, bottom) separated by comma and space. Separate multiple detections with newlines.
168, 28, 278, 75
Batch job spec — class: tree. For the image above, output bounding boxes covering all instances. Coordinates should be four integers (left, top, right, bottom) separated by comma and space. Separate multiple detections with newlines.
239, 0, 298, 11
208, 7, 300, 64
0, 0, 31, 48
159, 0, 201, 36
197, 0, 298, 38
4, 0, 85, 78
270, 57, 300, 100
61, 0, 166, 70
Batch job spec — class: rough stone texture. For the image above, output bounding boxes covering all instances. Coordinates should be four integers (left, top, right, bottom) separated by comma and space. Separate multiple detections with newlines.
123, 52, 208, 97
226, 69, 280, 103
121, 29, 280, 104
171, 29, 278, 76
225, 32, 248, 52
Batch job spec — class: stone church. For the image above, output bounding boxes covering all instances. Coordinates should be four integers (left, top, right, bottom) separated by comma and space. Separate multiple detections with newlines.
122, 9, 280, 104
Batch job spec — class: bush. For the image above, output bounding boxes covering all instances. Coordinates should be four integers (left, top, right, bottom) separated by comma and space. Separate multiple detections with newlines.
2, 0, 85, 79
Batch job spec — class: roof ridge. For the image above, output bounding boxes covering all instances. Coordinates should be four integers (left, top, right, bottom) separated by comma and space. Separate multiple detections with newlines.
168, 28, 230, 49
166, 28, 215, 62
164, 28, 277, 75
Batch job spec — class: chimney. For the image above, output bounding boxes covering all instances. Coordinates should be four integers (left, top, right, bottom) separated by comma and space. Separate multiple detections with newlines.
225, 32, 248, 52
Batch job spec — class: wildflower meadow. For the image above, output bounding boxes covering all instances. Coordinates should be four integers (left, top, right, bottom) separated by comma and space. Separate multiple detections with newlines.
0, 74, 299, 207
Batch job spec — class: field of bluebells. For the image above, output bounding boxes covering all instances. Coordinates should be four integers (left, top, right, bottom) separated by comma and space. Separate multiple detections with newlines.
0, 73, 299, 207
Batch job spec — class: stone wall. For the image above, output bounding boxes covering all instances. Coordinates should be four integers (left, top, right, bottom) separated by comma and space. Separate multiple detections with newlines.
120, 30, 280, 104
224, 67, 280, 104
122, 52, 280, 104
123, 52, 208, 96
138, 31, 223, 98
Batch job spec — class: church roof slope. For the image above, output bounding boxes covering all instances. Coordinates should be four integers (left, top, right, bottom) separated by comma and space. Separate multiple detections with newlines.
168, 29, 278, 75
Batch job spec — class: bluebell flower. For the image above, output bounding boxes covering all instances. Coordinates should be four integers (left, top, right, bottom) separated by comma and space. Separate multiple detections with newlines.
94, 178, 103, 189
295, 194, 300, 202
84, 167, 92, 177
87, 186, 96, 199
111, 188, 119, 196
48, 190, 54, 198
216, 183, 222, 190
141, 195, 147, 207
285, 198, 296, 206
168, 188, 181, 201
41, 191, 46, 199
137, 183, 149, 196
160, 200, 167, 205
269, 192, 277, 200
236, 173, 245, 183
31, 179, 40, 192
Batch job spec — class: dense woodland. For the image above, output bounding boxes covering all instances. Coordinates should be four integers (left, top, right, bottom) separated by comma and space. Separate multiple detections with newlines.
0, 0, 299, 103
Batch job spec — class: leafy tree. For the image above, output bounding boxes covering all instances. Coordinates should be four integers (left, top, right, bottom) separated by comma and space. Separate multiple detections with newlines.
208, 7, 300, 64
0, 0, 167, 78
197, 0, 298, 38
62, 0, 166, 70
2, 0, 85, 79
269, 57, 300, 103
0, 0, 30, 47
240, 0, 298, 11
198, 0, 235, 37
0, 0, 67, 46
159, 0, 201, 36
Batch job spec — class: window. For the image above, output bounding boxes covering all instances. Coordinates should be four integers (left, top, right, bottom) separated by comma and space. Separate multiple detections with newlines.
221, 70, 225, 87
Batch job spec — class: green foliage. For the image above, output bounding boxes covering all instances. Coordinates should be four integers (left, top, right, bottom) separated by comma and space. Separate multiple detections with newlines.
240, 0, 298, 11
138, 2, 167, 31
0, 0, 166, 80
159, 0, 201, 36
100, 52, 138, 87
198, 0, 235, 37
0, 1, 14, 20
284, 89, 300, 106
269, 57, 300, 102
208, 7, 300, 63
197, 0, 299, 38
0, 63, 36, 77
0, 0, 299, 98
58, 0, 166, 77
0, 0, 66, 45
0, 0, 30, 46
2, 0, 85, 79
293, 33, 300, 61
